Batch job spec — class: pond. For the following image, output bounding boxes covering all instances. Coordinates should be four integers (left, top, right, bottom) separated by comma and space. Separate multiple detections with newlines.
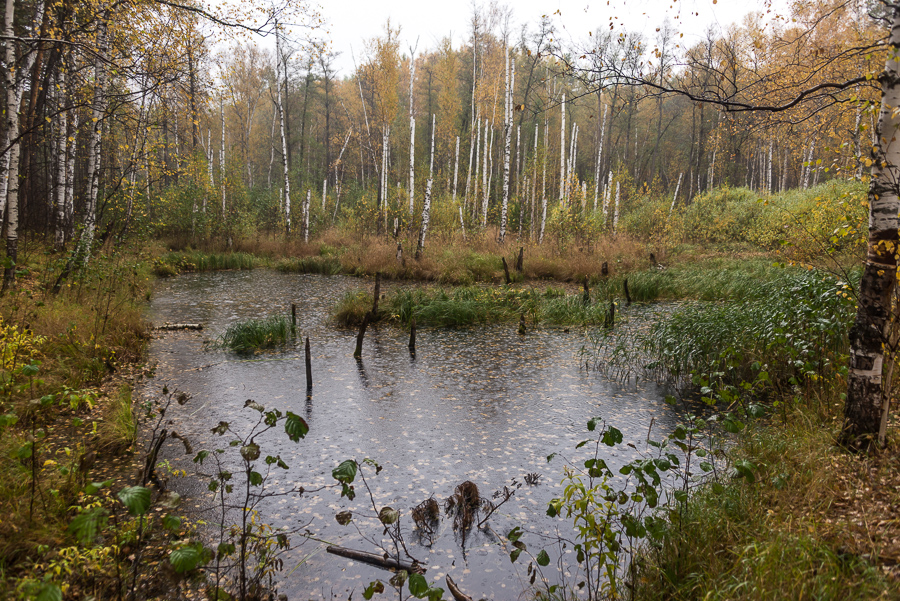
142, 270, 680, 599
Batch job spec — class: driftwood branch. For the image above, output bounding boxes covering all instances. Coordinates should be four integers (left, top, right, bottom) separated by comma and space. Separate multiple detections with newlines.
326, 545, 424, 574
155, 323, 203, 331
446, 575, 473, 601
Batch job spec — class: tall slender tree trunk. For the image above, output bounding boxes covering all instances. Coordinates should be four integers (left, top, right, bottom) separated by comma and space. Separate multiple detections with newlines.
499, 47, 512, 243
452, 136, 460, 202
54, 69, 68, 249
594, 100, 607, 211
220, 98, 226, 216
842, 5, 900, 449
408, 51, 416, 216
559, 93, 566, 201
540, 119, 548, 244
73, 5, 108, 270
276, 27, 291, 234
416, 114, 435, 259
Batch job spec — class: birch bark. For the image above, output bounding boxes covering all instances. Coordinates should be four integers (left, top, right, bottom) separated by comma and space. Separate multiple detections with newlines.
843, 5, 900, 449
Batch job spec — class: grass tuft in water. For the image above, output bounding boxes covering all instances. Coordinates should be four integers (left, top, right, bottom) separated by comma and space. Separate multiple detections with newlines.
216, 315, 293, 353
154, 251, 259, 276
274, 256, 343, 275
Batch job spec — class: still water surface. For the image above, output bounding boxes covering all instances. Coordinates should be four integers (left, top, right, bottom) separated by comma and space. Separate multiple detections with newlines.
143, 271, 678, 599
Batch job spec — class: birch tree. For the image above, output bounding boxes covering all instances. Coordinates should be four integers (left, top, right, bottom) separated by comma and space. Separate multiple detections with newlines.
842, 5, 900, 449
499, 45, 512, 242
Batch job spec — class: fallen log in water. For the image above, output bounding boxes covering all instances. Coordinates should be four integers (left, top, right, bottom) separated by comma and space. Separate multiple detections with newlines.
325, 545, 424, 574
155, 323, 203, 331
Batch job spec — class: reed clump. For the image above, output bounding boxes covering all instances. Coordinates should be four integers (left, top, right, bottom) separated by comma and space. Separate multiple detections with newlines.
154, 251, 260, 276
215, 315, 293, 353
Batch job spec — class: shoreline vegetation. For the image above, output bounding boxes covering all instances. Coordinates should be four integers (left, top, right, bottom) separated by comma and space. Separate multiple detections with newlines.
1, 181, 898, 599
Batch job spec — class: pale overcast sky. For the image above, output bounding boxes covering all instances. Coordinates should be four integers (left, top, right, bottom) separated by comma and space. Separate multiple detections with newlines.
317, 0, 782, 76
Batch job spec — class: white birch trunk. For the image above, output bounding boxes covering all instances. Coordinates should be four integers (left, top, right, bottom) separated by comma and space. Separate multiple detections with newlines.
64, 111, 76, 239
267, 109, 276, 189
612, 181, 621, 235
481, 120, 490, 226
843, 5, 900, 447
540, 120, 548, 245
220, 98, 226, 216
303, 188, 310, 243
499, 47, 511, 242
416, 114, 435, 258
452, 136, 460, 202
594, 102, 607, 211
75, 5, 107, 266
669, 172, 683, 215
277, 24, 292, 231
559, 93, 566, 201
603, 171, 612, 223
408, 117, 415, 215
54, 70, 68, 248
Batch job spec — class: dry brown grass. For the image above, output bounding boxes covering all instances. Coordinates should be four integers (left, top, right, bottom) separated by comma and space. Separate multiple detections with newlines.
193, 228, 653, 285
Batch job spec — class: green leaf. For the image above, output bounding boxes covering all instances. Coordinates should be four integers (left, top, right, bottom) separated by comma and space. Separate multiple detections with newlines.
546, 453, 557, 463
285, 412, 309, 442
170, 544, 207, 573
17, 441, 33, 460
536, 549, 550, 567
21, 363, 40, 377
587, 417, 601, 432
249, 471, 263, 486
162, 514, 182, 530
210, 421, 229, 435
510, 548, 522, 562
601, 427, 623, 447
332, 460, 358, 484
336, 511, 353, 526
363, 580, 385, 600
408, 572, 428, 597
83, 480, 112, 496
0, 413, 18, 427
193, 450, 210, 464
117, 486, 151, 516
507, 526, 523, 542
217, 542, 236, 557
378, 506, 399, 525
240, 443, 260, 462
68, 508, 108, 543
35, 582, 62, 601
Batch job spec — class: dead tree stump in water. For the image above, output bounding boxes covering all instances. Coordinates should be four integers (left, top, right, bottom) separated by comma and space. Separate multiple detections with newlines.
606, 300, 615, 328
291, 303, 297, 330
518, 314, 526, 335
515, 247, 524, 272
624, 278, 632, 306
601, 262, 609, 277
354, 314, 370, 359
371, 273, 381, 318
305, 337, 312, 391
582, 276, 590, 305
409, 318, 417, 353
501, 257, 512, 285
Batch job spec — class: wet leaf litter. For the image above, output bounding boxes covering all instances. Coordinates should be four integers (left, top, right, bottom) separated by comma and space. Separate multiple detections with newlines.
143, 271, 682, 598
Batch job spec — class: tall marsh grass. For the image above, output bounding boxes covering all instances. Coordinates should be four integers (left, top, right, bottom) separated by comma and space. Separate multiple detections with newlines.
589, 267, 857, 395
333, 285, 611, 328
215, 316, 293, 353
